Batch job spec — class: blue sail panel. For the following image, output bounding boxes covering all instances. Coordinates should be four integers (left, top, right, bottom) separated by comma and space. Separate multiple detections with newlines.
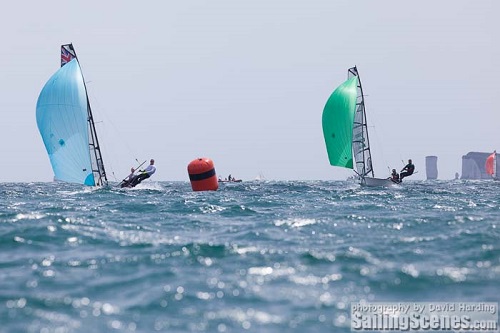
36, 59, 95, 186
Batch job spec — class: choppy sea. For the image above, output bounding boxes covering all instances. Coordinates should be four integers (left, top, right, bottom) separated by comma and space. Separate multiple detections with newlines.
0, 180, 499, 333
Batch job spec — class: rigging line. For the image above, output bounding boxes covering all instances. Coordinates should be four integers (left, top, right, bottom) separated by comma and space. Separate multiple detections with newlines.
369, 122, 391, 173
87, 93, 141, 181
101, 111, 139, 157
89, 90, 137, 158
80, 81, 115, 179
110, 171, 118, 182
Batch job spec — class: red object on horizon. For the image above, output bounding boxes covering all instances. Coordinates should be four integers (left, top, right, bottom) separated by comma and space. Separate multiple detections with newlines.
485, 152, 496, 176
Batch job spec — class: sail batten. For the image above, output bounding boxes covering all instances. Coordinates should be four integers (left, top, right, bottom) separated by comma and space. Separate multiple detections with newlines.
349, 66, 374, 179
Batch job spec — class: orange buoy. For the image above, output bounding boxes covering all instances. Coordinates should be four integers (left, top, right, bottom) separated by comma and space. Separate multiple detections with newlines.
187, 157, 219, 191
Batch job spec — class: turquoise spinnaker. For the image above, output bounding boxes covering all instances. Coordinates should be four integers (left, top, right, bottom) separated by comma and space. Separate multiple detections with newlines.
36, 58, 95, 186
322, 76, 359, 169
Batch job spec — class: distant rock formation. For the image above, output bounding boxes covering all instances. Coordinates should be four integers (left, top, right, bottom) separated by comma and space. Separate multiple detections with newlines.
425, 156, 438, 180
461, 152, 491, 179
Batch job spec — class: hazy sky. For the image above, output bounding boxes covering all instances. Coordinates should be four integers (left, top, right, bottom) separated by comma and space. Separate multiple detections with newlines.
1, 1, 498, 182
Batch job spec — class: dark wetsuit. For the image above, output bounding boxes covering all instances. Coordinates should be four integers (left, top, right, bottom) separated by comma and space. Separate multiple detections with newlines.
128, 164, 156, 187
391, 173, 400, 183
400, 163, 415, 181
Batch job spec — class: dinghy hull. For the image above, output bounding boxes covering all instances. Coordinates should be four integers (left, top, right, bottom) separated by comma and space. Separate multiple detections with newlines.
362, 177, 400, 187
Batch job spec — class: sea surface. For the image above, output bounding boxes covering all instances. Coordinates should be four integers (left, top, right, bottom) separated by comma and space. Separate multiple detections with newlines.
1, 180, 499, 333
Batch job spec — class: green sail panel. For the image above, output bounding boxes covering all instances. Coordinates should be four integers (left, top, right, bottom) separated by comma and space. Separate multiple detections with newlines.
322, 76, 358, 169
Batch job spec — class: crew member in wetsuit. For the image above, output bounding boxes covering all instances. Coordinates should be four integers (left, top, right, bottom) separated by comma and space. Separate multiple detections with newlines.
120, 167, 136, 188
400, 159, 415, 182
129, 159, 156, 187
389, 169, 400, 183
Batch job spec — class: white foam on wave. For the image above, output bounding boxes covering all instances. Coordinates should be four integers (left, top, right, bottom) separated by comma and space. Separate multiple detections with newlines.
248, 266, 274, 276
233, 245, 259, 255
208, 307, 283, 325
127, 181, 163, 191
12, 213, 45, 222
274, 218, 317, 228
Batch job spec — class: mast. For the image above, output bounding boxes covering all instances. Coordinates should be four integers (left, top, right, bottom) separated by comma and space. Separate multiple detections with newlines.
61, 44, 108, 186
348, 66, 374, 178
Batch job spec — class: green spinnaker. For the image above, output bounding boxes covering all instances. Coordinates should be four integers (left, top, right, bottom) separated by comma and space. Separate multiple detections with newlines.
322, 76, 358, 169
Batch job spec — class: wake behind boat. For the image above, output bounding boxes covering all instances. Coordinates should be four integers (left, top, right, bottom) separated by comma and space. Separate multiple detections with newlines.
322, 66, 398, 187
36, 44, 108, 187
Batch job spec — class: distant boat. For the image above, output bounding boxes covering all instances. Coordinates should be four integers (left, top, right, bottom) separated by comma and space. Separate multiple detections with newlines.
485, 151, 499, 180
36, 44, 108, 186
255, 172, 266, 181
218, 178, 242, 183
322, 66, 398, 187
462, 152, 495, 179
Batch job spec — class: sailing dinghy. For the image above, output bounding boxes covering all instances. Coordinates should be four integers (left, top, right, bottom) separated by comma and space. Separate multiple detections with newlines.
36, 44, 108, 186
485, 151, 499, 181
322, 66, 398, 187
